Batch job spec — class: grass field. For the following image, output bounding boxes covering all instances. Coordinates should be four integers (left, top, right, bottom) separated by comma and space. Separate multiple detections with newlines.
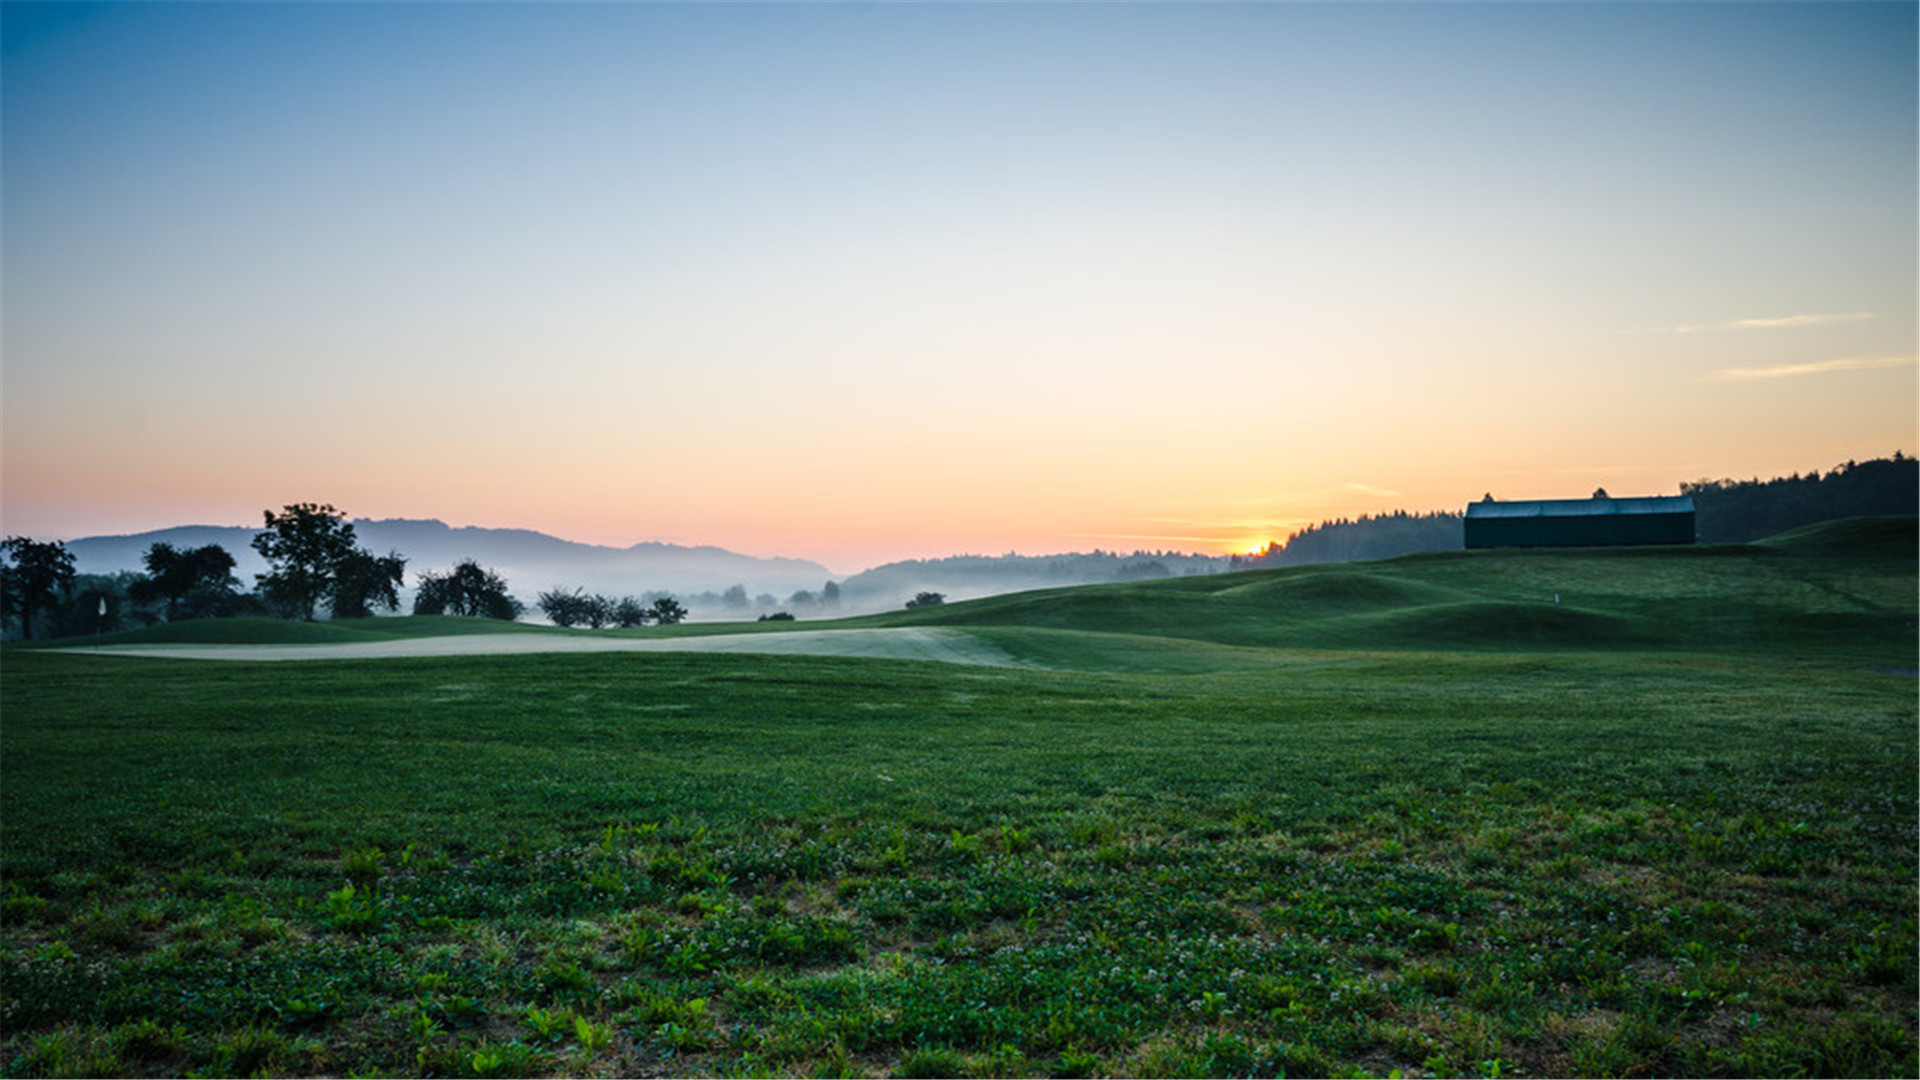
3, 519, 1914, 1078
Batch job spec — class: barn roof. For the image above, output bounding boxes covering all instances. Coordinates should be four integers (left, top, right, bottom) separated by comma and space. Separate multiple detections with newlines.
1465, 495, 1694, 520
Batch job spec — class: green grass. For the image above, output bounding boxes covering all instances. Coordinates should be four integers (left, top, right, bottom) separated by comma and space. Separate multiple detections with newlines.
883, 516, 1917, 664
42, 614, 573, 648
2, 518, 1914, 1077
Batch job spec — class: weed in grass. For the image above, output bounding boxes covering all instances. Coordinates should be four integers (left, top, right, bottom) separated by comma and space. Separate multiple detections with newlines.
0, 884, 49, 925
11, 1026, 120, 1079
206, 1024, 296, 1077
896, 1045, 968, 1078
318, 882, 381, 933
458, 1039, 546, 1079
342, 846, 386, 891
573, 1015, 614, 1057
112, 1017, 190, 1065
521, 1003, 576, 1043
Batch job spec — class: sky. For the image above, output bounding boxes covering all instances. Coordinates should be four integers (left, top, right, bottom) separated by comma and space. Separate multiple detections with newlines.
3, 1, 1914, 573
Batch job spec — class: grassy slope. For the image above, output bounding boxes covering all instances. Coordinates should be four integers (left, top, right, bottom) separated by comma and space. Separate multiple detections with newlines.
885, 516, 1918, 667
0, 518, 1913, 1078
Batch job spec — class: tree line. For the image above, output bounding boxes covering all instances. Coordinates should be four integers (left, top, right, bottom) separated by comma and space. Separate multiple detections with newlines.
1, 503, 681, 640
1682, 452, 1916, 543
1236, 510, 1464, 569
1234, 452, 1916, 570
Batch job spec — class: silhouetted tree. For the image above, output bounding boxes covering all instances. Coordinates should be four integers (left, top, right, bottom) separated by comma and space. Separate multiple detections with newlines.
252, 503, 361, 620
821, 580, 841, 607
722, 585, 749, 611
131, 542, 239, 621
612, 596, 652, 628
759, 611, 795, 621
1, 537, 76, 641
414, 560, 522, 620
649, 597, 688, 625
538, 588, 617, 628
1682, 452, 1918, 542
538, 588, 587, 627
331, 550, 407, 619
905, 591, 945, 609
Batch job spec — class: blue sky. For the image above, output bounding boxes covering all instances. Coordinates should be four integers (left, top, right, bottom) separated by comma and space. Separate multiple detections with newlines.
4, 1, 1914, 569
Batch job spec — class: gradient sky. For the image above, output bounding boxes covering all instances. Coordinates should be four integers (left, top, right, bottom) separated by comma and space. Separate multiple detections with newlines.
4, 1, 1914, 572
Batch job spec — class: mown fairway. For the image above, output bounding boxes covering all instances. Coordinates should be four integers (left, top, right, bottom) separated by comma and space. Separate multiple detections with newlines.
3, 520, 1915, 1078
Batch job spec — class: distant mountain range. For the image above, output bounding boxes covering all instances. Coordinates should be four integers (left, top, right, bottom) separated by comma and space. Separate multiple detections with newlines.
65, 518, 837, 602
63, 518, 1243, 617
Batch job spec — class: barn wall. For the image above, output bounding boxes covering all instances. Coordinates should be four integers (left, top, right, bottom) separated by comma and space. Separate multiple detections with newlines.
1465, 512, 1694, 549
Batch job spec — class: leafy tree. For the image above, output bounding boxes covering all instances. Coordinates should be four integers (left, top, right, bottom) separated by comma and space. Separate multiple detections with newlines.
905, 591, 945, 609
331, 550, 408, 620
821, 581, 841, 607
538, 588, 614, 628
612, 596, 653, 629
538, 588, 586, 628
722, 585, 750, 611
252, 503, 361, 620
580, 593, 614, 629
131, 542, 239, 621
1, 537, 77, 641
414, 560, 522, 620
649, 597, 688, 625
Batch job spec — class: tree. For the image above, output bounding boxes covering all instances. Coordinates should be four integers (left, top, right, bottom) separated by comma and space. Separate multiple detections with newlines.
414, 560, 522, 620
722, 585, 749, 611
331, 550, 408, 620
821, 581, 841, 608
612, 596, 653, 628
905, 591, 945, 609
649, 597, 688, 625
538, 588, 588, 628
131, 542, 239, 621
252, 503, 360, 620
1, 537, 76, 641
538, 588, 613, 628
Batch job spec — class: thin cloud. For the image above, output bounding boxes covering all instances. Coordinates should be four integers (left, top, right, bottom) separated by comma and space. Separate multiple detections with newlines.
1727, 313, 1876, 330
1648, 312, 1876, 334
1345, 482, 1402, 498
1705, 355, 1916, 382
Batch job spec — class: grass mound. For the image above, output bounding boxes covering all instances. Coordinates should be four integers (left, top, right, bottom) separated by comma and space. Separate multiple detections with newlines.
1349, 600, 1655, 650
1756, 514, 1918, 558
1215, 568, 1457, 612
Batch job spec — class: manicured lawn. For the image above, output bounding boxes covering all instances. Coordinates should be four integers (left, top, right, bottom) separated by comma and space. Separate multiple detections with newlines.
3, 521, 1913, 1077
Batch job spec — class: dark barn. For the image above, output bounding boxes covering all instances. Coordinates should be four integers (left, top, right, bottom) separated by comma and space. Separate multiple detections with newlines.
1465, 493, 1696, 549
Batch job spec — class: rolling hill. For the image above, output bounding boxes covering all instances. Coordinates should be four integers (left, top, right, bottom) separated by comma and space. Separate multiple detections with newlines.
869, 515, 1917, 667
